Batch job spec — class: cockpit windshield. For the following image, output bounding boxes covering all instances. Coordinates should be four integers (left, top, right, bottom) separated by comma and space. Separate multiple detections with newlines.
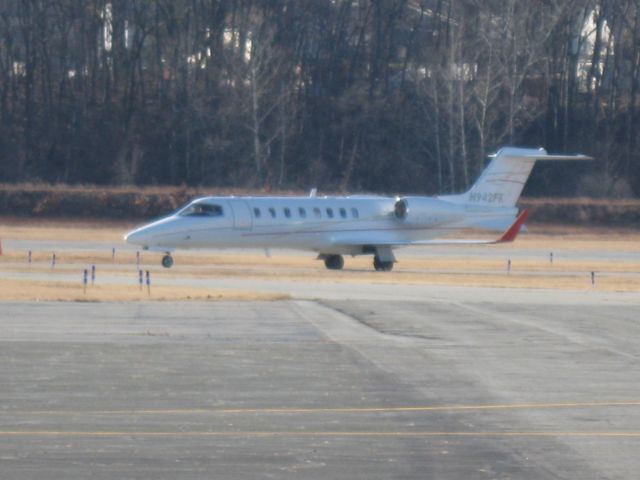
178, 202, 224, 217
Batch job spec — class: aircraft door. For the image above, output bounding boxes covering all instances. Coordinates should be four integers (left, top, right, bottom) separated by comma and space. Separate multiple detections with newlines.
230, 200, 253, 230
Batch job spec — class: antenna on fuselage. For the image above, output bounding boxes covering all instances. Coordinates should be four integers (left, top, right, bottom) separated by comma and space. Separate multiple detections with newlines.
309, 188, 317, 198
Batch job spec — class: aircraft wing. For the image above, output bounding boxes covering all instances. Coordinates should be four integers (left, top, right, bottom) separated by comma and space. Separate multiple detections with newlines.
330, 210, 529, 247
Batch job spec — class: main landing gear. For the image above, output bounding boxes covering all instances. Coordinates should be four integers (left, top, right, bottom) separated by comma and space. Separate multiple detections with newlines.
321, 253, 394, 271
373, 255, 393, 271
324, 254, 344, 270
161, 254, 174, 268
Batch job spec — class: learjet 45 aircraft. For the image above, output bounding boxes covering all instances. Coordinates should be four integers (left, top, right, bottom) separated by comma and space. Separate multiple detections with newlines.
125, 147, 591, 271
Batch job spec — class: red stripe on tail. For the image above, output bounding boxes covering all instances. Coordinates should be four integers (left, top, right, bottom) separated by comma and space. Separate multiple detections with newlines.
498, 210, 529, 243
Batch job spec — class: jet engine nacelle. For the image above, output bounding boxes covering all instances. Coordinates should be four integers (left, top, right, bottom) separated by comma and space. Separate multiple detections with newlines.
393, 197, 466, 226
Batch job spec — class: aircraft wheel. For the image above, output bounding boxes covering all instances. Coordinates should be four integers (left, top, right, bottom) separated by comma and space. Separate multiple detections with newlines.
373, 255, 393, 272
324, 254, 344, 270
161, 254, 174, 268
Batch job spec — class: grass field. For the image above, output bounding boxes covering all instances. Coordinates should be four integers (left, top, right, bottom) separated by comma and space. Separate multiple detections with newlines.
3, 217, 640, 245
1, 218, 640, 300
0, 278, 289, 302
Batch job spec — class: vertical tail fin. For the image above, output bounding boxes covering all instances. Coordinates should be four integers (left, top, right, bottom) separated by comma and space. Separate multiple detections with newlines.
441, 147, 592, 208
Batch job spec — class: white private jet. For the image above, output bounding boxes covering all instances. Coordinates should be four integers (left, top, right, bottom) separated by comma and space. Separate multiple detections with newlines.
125, 147, 591, 271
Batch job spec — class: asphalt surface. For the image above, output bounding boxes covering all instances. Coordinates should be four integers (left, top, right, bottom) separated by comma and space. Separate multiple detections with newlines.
2, 235, 639, 477
1, 291, 639, 479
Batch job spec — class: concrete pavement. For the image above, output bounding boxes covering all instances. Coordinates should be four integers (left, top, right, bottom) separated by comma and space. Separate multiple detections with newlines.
0, 295, 639, 478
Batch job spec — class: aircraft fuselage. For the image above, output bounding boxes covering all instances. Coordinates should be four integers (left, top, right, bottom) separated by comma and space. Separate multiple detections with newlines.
125, 195, 515, 256
124, 147, 591, 270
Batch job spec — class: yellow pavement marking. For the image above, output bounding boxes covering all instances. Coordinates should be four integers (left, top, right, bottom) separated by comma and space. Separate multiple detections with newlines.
7, 401, 640, 416
0, 430, 639, 438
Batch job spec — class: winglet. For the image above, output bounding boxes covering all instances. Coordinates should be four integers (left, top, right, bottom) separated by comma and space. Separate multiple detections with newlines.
498, 210, 529, 243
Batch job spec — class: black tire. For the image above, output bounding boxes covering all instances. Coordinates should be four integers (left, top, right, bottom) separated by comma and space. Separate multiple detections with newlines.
161, 254, 174, 268
324, 254, 344, 270
373, 255, 393, 272
381, 261, 393, 271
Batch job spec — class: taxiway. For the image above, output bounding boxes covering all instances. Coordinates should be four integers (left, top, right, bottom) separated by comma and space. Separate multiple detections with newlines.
1, 289, 639, 478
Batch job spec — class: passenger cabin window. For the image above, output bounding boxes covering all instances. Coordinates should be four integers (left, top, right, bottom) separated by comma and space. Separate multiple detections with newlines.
284, 207, 292, 218
180, 203, 223, 217
253, 207, 261, 218
313, 207, 321, 219
298, 207, 307, 218
351, 208, 359, 219
339, 208, 347, 219
326, 208, 334, 219
268, 207, 276, 218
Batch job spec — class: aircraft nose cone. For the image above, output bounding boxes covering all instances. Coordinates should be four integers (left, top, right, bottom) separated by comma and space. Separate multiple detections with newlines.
124, 227, 150, 246
125, 215, 183, 248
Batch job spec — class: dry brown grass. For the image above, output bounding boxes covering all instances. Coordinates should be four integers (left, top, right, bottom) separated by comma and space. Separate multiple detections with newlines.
2, 249, 638, 274
2, 219, 640, 300
2, 251, 637, 295
1, 247, 639, 281
342, 271, 639, 292
3, 218, 640, 246
0, 219, 137, 241
0, 278, 289, 302
522, 197, 640, 207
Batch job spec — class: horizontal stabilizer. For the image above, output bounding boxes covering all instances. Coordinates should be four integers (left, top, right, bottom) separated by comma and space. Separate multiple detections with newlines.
505, 153, 593, 161
441, 147, 593, 208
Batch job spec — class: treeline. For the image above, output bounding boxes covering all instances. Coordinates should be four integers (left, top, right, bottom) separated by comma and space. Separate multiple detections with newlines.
3, 184, 640, 227
1, 0, 639, 196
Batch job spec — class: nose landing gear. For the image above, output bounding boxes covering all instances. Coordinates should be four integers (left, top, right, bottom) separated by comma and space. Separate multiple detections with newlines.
161, 254, 174, 268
